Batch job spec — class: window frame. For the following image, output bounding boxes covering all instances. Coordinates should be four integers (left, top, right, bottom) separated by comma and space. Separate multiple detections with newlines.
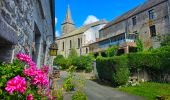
132, 16, 137, 26
148, 9, 155, 20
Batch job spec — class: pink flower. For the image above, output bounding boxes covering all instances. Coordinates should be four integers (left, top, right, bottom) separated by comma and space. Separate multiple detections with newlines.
28, 61, 36, 68
32, 74, 49, 86
5, 75, 27, 94
16, 53, 31, 62
24, 67, 37, 77
41, 65, 49, 74
26, 93, 34, 100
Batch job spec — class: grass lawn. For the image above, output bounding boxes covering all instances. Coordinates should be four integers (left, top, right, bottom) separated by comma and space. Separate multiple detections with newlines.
119, 82, 170, 100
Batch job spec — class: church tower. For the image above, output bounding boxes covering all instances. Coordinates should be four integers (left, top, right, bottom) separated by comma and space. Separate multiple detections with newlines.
61, 5, 75, 35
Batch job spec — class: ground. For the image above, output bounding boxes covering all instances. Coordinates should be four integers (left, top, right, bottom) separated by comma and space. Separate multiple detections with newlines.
57, 71, 145, 100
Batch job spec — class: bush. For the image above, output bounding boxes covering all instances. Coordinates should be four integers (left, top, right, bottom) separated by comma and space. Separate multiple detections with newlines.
53, 55, 71, 69
96, 55, 129, 86
72, 91, 87, 100
63, 66, 76, 92
106, 46, 118, 57
0, 60, 25, 99
73, 55, 93, 72
68, 48, 78, 58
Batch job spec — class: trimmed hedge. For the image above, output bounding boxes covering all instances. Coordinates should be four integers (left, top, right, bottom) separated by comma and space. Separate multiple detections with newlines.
96, 56, 130, 86
96, 46, 170, 85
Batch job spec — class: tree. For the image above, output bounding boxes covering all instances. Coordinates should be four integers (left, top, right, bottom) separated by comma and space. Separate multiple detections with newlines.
106, 45, 118, 57
68, 48, 78, 58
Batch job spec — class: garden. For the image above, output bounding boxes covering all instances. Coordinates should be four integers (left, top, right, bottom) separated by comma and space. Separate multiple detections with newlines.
95, 35, 170, 99
0, 52, 88, 100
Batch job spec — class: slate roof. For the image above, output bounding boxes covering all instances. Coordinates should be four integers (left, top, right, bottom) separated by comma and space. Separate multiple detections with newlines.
102, 0, 168, 29
58, 20, 107, 39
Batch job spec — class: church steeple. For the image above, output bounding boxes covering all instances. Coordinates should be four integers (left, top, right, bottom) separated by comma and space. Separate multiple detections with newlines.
61, 4, 75, 35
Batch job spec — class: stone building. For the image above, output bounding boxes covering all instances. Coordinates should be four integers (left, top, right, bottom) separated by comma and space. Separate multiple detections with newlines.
0, 0, 55, 67
90, 0, 170, 54
56, 5, 107, 57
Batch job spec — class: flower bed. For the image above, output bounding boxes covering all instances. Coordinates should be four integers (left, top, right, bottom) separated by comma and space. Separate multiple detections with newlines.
0, 52, 52, 100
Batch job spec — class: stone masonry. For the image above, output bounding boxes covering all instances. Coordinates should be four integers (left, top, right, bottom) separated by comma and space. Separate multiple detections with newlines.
0, 0, 55, 67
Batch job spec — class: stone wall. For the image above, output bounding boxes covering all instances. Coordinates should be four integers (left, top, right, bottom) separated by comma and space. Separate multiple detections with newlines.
99, 0, 170, 49
0, 0, 54, 67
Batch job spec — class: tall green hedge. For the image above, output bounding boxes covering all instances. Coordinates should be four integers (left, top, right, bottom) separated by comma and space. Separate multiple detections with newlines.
96, 46, 170, 84
96, 56, 130, 86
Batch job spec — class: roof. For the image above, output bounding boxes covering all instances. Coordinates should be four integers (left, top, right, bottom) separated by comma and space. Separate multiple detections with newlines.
57, 20, 107, 39
102, 0, 168, 29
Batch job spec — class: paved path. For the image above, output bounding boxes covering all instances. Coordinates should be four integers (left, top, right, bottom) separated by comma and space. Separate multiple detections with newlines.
59, 71, 145, 100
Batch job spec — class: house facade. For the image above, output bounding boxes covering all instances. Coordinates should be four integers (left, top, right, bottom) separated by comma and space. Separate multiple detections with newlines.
0, 0, 55, 67
90, 0, 170, 54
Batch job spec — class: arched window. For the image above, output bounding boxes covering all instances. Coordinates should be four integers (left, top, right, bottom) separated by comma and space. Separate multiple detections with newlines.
70, 40, 72, 49
78, 38, 80, 48
62, 42, 64, 51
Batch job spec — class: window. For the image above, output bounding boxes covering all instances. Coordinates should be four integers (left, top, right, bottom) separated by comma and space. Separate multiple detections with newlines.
86, 48, 88, 54
150, 25, 156, 37
62, 42, 64, 51
132, 17, 137, 26
78, 38, 80, 48
148, 9, 155, 19
70, 40, 72, 49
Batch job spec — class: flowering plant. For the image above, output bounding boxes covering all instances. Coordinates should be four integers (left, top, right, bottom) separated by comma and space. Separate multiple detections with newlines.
0, 52, 52, 100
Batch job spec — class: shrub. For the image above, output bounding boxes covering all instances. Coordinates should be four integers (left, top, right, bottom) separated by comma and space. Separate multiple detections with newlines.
0, 53, 52, 99
72, 91, 87, 100
53, 55, 71, 69
106, 46, 118, 57
68, 48, 78, 58
63, 66, 76, 92
96, 55, 130, 86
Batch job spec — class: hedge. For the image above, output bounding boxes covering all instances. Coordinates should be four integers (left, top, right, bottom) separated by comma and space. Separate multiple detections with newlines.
96, 56, 130, 86
96, 45, 170, 84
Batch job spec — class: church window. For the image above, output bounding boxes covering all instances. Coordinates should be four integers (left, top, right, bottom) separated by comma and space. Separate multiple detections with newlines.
70, 40, 72, 49
62, 42, 64, 51
78, 38, 80, 48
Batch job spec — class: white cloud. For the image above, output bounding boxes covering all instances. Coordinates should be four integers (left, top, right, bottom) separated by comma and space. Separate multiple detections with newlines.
55, 17, 57, 25
55, 17, 60, 37
55, 31, 60, 37
83, 15, 99, 25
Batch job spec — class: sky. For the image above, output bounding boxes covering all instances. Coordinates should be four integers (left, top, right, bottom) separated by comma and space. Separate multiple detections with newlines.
55, 0, 146, 37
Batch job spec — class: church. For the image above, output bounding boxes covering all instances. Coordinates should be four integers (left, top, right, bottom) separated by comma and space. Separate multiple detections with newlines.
56, 5, 107, 57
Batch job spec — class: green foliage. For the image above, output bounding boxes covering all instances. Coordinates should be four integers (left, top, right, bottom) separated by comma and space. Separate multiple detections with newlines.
96, 55, 130, 86
71, 55, 94, 72
53, 55, 71, 69
119, 82, 170, 100
128, 45, 170, 81
106, 46, 118, 57
68, 48, 78, 58
0, 60, 25, 99
135, 35, 143, 52
54, 54, 94, 72
72, 91, 87, 100
113, 67, 130, 86
63, 66, 76, 92
160, 34, 170, 46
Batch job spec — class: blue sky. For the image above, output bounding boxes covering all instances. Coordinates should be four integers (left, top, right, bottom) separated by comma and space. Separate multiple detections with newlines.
55, 0, 146, 37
